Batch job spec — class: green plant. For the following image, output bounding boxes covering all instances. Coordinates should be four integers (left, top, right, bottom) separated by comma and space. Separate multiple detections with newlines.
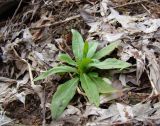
34, 29, 131, 119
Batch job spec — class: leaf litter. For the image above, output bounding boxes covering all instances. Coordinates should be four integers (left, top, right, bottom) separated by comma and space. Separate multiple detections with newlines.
0, 0, 160, 125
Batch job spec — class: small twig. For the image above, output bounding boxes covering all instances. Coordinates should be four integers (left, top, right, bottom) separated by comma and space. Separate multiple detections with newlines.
11, 0, 23, 22
77, 87, 86, 96
22, 59, 35, 87
23, 59, 46, 125
146, 1, 160, 8
30, 14, 80, 30
42, 86, 46, 126
141, 4, 151, 14
4, 0, 23, 35
113, 0, 148, 8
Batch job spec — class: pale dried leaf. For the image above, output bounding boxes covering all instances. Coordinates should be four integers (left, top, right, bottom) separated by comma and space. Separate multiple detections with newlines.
0, 111, 12, 126
17, 74, 29, 88
117, 103, 134, 122
100, 0, 112, 16
119, 74, 126, 86
143, 46, 160, 93
103, 32, 124, 42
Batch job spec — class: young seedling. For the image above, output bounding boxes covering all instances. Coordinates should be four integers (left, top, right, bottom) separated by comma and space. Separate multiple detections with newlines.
34, 29, 131, 119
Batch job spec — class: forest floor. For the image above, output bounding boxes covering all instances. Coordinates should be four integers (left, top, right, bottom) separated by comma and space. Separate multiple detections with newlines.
0, 0, 160, 126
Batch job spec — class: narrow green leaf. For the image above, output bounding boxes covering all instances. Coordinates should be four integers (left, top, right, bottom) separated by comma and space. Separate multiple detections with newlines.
51, 77, 79, 119
83, 41, 89, 58
87, 41, 98, 58
89, 58, 131, 70
80, 74, 100, 106
78, 58, 93, 73
93, 41, 120, 59
34, 66, 77, 81
88, 72, 99, 78
89, 75, 116, 93
58, 53, 77, 66
92, 59, 100, 63
71, 29, 84, 61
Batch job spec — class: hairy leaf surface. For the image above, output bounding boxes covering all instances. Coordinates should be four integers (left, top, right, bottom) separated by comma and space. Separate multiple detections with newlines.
93, 41, 120, 59
89, 75, 116, 93
89, 58, 131, 70
80, 74, 99, 106
59, 53, 77, 66
71, 29, 84, 61
51, 77, 79, 119
87, 41, 98, 58
34, 66, 77, 81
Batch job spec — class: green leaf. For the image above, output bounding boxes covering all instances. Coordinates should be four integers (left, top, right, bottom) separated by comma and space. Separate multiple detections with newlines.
87, 41, 98, 58
80, 74, 100, 106
34, 65, 77, 81
71, 29, 84, 61
89, 75, 116, 93
93, 41, 120, 59
51, 77, 79, 119
58, 53, 77, 66
89, 58, 131, 70
78, 58, 93, 74
88, 72, 98, 77
92, 59, 100, 63
83, 41, 89, 58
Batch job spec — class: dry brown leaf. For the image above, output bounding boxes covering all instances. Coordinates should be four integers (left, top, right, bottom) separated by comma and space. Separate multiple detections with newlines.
143, 46, 160, 94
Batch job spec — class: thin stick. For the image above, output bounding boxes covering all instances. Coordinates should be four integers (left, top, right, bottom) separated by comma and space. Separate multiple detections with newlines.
6, 0, 23, 27
42, 86, 46, 126
4, 0, 23, 39
141, 4, 151, 14
114, 0, 148, 8
21, 59, 35, 87
11, 0, 23, 22
30, 14, 80, 30
77, 87, 86, 96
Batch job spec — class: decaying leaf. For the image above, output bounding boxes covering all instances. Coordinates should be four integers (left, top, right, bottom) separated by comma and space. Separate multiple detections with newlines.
143, 46, 160, 94
117, 103, 133, 122
84, 100, 160, 125
1, 0, 160, 125
0, 111, 12, 125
